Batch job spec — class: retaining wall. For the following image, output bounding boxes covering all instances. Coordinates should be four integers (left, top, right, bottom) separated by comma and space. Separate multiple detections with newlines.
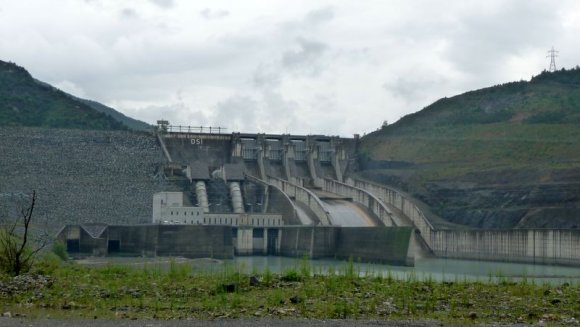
245, 174, 300, 225
323, 178, 404, 227
268, 176, 331, 225
335, 227, 414, 266
431, 229, 580, 266
350, 178, 580, 266
276, 226, 414, 265
278, 227, 337, 258
58, 224, 414, 266
58, 224, 234, 259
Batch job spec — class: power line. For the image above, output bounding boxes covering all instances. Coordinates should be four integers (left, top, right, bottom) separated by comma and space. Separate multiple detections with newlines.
547, 46, 558, 72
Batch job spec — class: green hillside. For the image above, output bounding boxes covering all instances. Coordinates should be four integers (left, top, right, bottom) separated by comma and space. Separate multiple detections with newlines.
78, 98, 152, 132
359, 68, 580, 229
0, 60, 138, 131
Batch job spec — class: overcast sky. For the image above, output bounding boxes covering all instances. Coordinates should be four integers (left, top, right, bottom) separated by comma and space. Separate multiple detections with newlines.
1, 0, 579, 136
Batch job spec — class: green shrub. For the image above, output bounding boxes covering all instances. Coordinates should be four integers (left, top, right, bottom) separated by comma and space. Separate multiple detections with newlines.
52, 240, 68, 261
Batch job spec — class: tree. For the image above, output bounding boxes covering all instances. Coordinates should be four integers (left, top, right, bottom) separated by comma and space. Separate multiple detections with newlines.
0, 190, 47, 276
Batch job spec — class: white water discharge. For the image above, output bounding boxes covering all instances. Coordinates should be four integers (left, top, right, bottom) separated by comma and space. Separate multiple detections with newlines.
323, 199, 377, 227
229, 182, 244, 213
194, 181, 209, 213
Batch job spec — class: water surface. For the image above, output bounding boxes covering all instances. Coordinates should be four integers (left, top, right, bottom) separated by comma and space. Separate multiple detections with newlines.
78, 256, 580, 284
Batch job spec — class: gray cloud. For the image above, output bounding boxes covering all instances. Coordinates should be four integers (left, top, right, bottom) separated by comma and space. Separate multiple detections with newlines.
281, 6, 335, 33
384, 75, 447, 103
2, 1, 579, 136
149, 0, 174, 9
212, 96, 258, 132
124, 103, 209, 127
446, 1, 559, 75
304, 6, 335, 25
253, 63, 281, 89
120, 8, 138, 19
261, 90, 299, 130
200, 8, 230, 20
282, 37, 329, 76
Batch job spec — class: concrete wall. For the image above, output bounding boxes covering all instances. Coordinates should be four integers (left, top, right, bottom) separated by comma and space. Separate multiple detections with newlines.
430, 229, 580, 266
350, 178, 580, 266
245, 174, 300, 225
58, 223, 414, 266
225, 213, 283, 226
60, 224, 234, 259
57, 225, 107, 255
156, 225, 233, 259
275, 226, 414, 265
106, 225, 159, 256
268, 176, 331, 225
277, 227, 338, 258
162, 133, 233, 167
323, 178, 404, 227
348, 178, 435, 248
335, 227, 414, 266
153, 192, 185, 222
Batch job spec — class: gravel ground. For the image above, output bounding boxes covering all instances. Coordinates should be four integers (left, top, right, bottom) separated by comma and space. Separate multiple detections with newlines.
0, 317, 533, 327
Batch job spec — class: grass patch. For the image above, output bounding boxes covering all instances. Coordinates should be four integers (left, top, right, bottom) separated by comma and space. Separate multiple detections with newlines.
1, 258, 579, 324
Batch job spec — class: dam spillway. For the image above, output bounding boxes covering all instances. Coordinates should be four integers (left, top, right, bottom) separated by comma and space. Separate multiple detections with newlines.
151, 125, 580, 266
20, 123, 575, 266
323, 200, 377, 227
158, 125, 369, 227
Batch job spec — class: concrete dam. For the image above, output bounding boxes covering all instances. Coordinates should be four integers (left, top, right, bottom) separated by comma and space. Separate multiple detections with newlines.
57, 123, 417, 265
56, 123, 580, 267
157, 125, 380, 228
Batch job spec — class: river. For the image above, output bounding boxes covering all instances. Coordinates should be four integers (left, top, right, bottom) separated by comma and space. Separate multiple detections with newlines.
77, 256, 580, 284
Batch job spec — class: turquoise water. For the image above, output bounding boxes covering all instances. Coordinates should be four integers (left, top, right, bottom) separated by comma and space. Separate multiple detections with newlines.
78, 256, 580, 284
219, 256, 580, 284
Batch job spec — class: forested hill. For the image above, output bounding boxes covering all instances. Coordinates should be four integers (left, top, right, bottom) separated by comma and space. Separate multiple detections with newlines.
359, 68, 580, 229
381, 68, 580, 133
0, 60, 149, 131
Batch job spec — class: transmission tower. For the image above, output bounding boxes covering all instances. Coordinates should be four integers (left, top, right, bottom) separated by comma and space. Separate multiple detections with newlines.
547, 46, 558, 72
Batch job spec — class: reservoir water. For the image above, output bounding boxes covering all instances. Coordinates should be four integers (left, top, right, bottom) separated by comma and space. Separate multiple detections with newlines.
78, 256, 580, 285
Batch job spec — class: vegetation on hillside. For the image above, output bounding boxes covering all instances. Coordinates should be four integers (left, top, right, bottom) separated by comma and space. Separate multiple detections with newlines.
361, 68, 580, 178
78, 98, 152, 132
376, 67, 580, 135
0, 60, 130, 131
359, 68, 580, 229
0, 258, 578, 324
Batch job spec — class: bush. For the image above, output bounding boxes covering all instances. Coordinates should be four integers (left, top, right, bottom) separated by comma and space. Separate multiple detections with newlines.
0, 231, 34, 276
52, 240, 68, 261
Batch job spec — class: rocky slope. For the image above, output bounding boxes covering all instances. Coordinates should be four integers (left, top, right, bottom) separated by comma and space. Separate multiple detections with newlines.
0, 127, 183, 231
359, 68, 580, 229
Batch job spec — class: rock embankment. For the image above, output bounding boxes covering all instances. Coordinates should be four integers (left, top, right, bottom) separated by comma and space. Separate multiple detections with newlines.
0, 127, 181, 230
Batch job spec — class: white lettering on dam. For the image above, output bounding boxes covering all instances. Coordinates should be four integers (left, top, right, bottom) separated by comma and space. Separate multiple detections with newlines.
190, 138, 203, 145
